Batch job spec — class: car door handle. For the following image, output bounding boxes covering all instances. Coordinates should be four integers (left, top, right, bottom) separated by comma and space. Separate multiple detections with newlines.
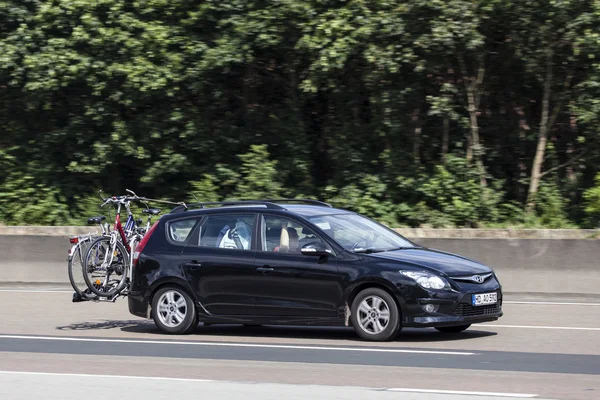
185, 262, 202, 269
256, 266, 274, 274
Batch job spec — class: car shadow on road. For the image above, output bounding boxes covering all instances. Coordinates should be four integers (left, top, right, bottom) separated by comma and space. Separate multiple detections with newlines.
118, 323, 497, 342
56, 320, 155, 331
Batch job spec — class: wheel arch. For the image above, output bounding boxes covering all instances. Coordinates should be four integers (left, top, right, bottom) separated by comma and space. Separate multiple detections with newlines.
145, 277, 196, 318
344, 278, 407, 325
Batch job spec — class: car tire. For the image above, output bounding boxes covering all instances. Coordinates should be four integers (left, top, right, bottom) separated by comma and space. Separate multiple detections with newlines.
350, 287, 400, 341
151, 285, 197, 335
435, 324, 471, 333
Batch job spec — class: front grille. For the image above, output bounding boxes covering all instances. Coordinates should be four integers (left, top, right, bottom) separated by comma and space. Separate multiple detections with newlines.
454, 303, 501, 317
450, 273, 493, 284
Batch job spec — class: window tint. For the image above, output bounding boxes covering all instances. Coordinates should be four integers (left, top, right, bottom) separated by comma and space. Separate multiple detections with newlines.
198, 214, 255, 250
261, 215, 331, 253
167, 218, 199, 243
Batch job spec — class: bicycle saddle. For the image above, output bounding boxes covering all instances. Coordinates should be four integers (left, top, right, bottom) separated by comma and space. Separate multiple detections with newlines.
87, 216, 107, 225
142, 208, 161, 215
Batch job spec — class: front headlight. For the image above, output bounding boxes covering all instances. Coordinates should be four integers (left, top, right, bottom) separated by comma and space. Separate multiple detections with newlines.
400, 270, 450, 290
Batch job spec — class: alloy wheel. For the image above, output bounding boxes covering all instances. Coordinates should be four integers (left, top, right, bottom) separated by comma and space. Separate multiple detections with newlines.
156, 290, 188, 328
357, 295, 391, 335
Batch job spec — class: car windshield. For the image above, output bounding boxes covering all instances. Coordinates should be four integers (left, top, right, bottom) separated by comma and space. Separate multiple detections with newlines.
306, 213, 416, 253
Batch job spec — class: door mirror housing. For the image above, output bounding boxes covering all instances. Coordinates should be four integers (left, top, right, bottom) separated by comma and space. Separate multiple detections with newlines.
301, 242, 331, 257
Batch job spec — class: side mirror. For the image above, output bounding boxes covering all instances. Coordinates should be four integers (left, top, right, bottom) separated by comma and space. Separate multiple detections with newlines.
301, 242, 331, 257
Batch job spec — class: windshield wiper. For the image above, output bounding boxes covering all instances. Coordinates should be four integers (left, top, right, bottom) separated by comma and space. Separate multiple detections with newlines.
353, 247, 384, 254
354, 246, 420, 254
382, 246, 418, 251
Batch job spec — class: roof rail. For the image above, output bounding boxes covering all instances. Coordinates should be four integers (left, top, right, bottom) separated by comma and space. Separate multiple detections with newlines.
169, 198, 332, 213
262, 199, 333, 208
170, 200, 285, 213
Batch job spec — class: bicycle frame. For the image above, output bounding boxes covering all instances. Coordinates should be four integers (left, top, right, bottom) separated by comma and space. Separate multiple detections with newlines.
112, 201, 136, 252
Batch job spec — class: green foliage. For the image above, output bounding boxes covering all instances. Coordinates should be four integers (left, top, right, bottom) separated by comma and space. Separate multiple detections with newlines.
393, 155, 506, 228
533, 181, 576, 229
1, 0, 600, 228
232, 145, 283, 200
583, 173, 600, 226
189, 175, 221, 204
0, 168, 71, 225
324, 175, 400, 227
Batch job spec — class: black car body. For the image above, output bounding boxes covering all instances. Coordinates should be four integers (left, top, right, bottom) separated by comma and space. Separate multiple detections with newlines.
128, 200, 503, 340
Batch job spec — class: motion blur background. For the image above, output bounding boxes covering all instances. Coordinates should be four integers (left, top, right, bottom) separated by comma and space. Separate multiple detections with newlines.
2, 1, 600, 229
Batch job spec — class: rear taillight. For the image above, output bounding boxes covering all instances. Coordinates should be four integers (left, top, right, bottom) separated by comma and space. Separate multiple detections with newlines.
69, 237, 79, 244
132, 221, 159, 267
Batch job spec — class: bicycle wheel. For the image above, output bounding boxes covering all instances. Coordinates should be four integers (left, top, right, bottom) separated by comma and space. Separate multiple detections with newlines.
68, 241, 92, 296
82, 235, 129, 297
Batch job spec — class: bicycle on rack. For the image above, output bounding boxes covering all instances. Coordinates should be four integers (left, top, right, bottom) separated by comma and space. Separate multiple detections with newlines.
68, 215, 110, 300
79, 189, 183, 301
81, 193, 145, 299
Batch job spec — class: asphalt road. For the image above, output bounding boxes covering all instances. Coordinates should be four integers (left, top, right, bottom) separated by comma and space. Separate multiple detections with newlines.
0, 287, 599, 400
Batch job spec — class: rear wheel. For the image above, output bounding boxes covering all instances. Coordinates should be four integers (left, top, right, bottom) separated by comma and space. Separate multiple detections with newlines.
68, 243, 89, 296
435, 324, 471, 333
152, 286, 197, 334
350, 288, 400, 341
82, 236, 129, 297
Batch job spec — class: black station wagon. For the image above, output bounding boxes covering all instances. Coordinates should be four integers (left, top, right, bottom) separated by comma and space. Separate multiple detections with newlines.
128, 199, 503, 341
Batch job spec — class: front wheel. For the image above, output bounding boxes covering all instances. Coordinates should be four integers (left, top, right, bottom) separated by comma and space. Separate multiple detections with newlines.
152, 286, 198, 334
350, 288, 400, 341
435, 324, 471, 333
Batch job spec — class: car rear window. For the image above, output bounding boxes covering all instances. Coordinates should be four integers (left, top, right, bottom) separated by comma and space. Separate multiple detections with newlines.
167, 218, 198, 243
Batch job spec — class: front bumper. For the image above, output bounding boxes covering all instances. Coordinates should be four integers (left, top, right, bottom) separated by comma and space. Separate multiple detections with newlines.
402, 287, 503, 328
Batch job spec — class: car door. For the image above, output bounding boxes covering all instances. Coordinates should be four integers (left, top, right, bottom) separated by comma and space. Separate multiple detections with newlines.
253, 214, 343, 318
180, 212, 258, 316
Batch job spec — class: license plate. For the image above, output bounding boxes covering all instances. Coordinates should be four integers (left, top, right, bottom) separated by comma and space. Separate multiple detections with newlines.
472, 292, 497, 306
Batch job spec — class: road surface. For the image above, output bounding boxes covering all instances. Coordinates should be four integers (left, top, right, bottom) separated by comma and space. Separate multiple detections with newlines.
0, 286, 598, 400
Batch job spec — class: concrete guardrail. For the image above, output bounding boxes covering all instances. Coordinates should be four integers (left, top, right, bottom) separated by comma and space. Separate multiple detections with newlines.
0, 227, 598, 298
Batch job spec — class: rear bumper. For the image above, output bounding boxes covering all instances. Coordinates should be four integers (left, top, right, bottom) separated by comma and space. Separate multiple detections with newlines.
128, 292, 149, 319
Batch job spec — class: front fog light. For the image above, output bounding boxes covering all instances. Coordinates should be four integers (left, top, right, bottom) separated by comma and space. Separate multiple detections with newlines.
422, 304, 439, 313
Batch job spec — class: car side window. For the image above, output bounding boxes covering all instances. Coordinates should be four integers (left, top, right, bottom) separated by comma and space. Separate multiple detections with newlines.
198, 214, 255, 250
261, 215, 331, 253
167, 218, 199, 244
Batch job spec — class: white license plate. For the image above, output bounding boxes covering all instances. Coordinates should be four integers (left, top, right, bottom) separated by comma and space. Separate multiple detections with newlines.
472, 292, 497, 306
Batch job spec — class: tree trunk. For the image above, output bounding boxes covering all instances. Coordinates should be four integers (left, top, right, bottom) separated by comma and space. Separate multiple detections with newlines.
465, 132, 473, 162
442, 116, 449, 158
459, 55, 486, 186
526, 48, 553, 213
412, 107, 421, 165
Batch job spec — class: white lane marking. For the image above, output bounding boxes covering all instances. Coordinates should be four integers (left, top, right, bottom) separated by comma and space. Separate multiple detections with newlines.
0, 334, 474, 355
0, 372, 541, 398
387, 388, 538, 398
481, 324, 600, 331
0, 289, 72, 293
504, 300, 600, 306
0, 370, 214, 383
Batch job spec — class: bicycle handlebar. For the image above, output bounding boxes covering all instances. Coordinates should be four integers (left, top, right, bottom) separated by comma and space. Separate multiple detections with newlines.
97, 189, 187, 209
